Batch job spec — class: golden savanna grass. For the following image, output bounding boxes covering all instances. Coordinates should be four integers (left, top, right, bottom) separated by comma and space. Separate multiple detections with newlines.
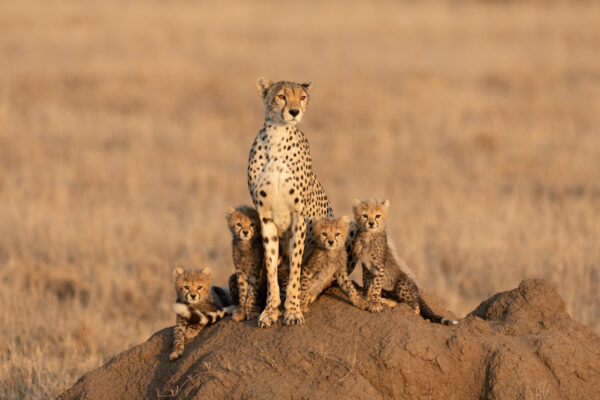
1, 0, 599, 398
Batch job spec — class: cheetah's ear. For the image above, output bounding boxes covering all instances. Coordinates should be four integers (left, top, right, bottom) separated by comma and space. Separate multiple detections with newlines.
351, 199, 361, 211
201, 267, 213, 279
225, 207, 236, 220
383, 200, 390, 209
340, 215, 350, 224
256, 77, 274, 98
301, 81, 313, 92
172, 267, 184, 279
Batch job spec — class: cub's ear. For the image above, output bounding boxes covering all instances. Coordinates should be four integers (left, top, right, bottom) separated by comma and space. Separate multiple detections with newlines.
340, 215, 350, 224
301, 81, 313, 92
201, 267, 213, 279
312, 216, 321, 225
225, 207, 236, 220
351, 199, 361, 211
172, 267, 184, 279
256, 77, 274, 98
383, 200, 390, 209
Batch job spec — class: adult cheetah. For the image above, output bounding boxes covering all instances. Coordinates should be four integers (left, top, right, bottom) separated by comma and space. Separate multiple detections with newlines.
247, 77, 334, 327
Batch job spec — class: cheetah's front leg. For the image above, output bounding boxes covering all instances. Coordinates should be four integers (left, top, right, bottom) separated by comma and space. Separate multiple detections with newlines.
232, 272, 248, 322
283, 215, 306, 325
258, 220, 281, 327
366, 262, 384, 313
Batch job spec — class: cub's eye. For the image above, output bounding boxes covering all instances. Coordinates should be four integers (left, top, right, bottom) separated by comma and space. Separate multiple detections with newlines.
362, 214, 368, 219
299, 95, 306, 100
236, 223, 242, 227
321, 232, 327, 237
375, 214, 381, 219
197, 286, 202, 291
250, 222, 255, 227
335, 232, 341, 237
277, 94, 286, 100
184, 285, 189, 290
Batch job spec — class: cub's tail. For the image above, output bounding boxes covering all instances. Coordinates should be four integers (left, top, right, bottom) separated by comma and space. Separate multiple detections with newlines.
418, 297, 458, 326
211, 284, 234, 308
172, 303, 235, 325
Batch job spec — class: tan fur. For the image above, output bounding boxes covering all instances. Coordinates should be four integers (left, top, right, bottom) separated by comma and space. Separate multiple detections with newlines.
225, 205, 264, 321
300, 216, 367, 313
248, 78, 341, 327
170, 267, 233, 361
352, 199, 457, 325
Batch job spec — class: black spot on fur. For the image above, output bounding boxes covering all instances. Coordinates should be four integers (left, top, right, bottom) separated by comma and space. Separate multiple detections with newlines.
260, 190, 267, 197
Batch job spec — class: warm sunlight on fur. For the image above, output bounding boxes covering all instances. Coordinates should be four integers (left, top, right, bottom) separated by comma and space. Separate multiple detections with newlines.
1, 0, 599, 398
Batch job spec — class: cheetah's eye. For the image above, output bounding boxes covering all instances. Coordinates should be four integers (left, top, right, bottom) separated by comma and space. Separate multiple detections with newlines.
250, 222, 255, 227
277, 94, 286, 100
362, 214, 368, 219
197, 286, 202, 291
335, 232, 341, 237
375, 214, 381, 219
321, 232, 327, 237
184, 285, 189, 290
236, 223, 242, 227
299, 95, 306, 101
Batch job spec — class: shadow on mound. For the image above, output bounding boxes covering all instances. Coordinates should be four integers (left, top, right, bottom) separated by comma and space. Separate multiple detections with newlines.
59, 279, 600, 400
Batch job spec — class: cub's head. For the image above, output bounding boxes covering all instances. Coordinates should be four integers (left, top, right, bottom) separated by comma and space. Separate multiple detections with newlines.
226, 206, 260, 240
312, 216, 350, 250
352, 199, 390, 232
256, 77, 312, 125
172, 267, 212, 305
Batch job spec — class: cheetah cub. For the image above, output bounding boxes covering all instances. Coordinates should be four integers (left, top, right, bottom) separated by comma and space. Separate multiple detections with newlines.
352, 199, 457, 325
226, 205, 265, 322
170, 267, 235, 361
300, 216, 367, 312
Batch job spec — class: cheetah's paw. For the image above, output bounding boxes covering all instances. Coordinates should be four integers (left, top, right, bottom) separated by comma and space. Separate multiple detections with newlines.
283, 310, 305, 326
257, 309, 280, 328
367, 301, 383, 313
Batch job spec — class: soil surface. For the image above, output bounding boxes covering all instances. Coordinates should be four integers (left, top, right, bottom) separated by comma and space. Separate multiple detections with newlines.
59, 279, 600, 399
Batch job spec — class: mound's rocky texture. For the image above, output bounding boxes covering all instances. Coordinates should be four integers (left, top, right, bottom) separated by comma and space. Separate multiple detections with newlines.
60, 280, 599, 399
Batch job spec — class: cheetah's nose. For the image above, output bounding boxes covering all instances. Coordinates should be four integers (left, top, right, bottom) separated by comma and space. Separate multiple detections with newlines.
289, 109, 300, 117
368, 221, 374, 227
328, 240, 334, 246
190, 294, 197, 299
243, 230, 249, 236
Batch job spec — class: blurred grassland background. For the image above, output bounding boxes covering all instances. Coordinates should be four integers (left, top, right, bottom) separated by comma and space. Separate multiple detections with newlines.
1, 0, 599, 398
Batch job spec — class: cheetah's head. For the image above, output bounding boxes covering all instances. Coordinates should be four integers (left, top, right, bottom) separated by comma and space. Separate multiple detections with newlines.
173, 267, 212, 305
256, 77, 312, 126
226, 206, 260, 240
312, 216, 350, 250
352, 199, 390, 232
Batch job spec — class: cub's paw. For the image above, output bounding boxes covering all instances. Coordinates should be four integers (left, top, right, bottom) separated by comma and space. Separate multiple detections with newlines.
169, 350, 182, 361
257, 309, 280, 328
300, 304, 310, 314
283, 310, 305, 326
232, 308, 245, 322
367, 301, 383, 313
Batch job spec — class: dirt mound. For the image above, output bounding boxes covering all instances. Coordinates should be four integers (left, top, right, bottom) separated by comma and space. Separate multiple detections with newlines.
59, 279, 599, 399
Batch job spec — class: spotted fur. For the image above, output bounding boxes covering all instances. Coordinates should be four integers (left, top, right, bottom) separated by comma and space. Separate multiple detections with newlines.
170, 267, 234, 361
300, 216, 367, 313
352, 199, 458, 325
248, 77, 357, 327
226, 205, 264, 321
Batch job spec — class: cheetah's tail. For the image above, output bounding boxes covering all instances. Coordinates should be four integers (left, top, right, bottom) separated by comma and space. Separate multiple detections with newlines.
172, 303, 235, 325
418, 297, 459, 326
212, 284, 235, 308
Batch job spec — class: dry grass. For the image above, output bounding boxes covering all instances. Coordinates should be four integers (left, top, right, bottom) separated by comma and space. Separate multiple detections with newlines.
0, 0, 599, 398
